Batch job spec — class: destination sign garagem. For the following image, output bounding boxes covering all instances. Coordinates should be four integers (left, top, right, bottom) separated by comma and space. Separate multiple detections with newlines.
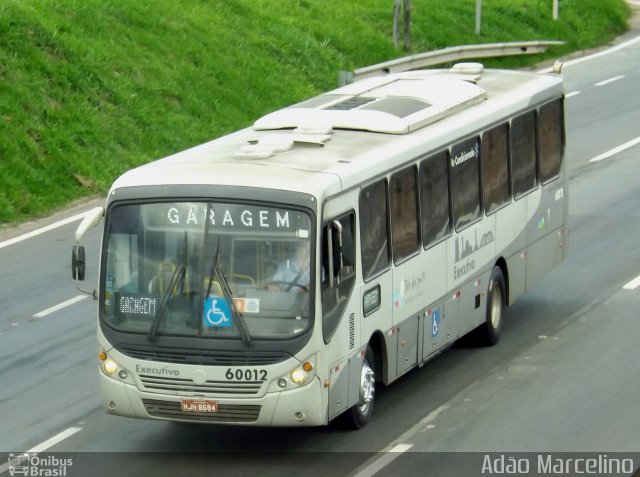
145, 203, 310, 232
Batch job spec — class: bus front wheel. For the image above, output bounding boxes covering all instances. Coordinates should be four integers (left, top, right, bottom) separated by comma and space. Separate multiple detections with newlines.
339, 346, 376, 429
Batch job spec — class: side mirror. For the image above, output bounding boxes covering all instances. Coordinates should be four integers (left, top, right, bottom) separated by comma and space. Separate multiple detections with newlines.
71, 245, 86, 281
71, 206, 104, 299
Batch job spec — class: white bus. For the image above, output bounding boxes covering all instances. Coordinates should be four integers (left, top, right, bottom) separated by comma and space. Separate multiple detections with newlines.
73, 62, 567, 428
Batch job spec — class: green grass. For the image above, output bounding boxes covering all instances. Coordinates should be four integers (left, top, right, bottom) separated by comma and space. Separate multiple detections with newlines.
0, 0, 630, 225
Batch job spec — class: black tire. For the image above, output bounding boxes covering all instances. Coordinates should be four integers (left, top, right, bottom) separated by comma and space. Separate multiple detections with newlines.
337, 347, 376, 430
478, 266, 506, 346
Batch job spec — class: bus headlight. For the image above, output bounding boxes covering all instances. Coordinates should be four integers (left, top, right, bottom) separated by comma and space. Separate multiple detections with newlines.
99, 351, 131, 382
274, 355, 316, 390
104, 359, 118, 375
290, 369, 307, 385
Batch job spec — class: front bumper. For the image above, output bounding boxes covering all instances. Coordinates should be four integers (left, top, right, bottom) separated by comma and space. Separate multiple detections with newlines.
100, 372, 326, 426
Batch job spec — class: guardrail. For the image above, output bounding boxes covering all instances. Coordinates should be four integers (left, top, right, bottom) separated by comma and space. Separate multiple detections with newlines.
339, 40, 564, 85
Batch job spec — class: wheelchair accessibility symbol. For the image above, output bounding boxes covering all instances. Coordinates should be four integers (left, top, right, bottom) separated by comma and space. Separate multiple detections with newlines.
431, 308, 441, 338
204, 297, 233, 327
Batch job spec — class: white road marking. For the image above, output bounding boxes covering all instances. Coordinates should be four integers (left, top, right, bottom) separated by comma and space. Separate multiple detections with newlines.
594, 75, 625, 87
623, 274, 640, 290
565, 91, 581, 98
588, 136, 640, 163
0, 211, 89, 250
0, 427, 82, 475
33, 295, 88, 318
28, 427, 82, 452
539, 35, 640, 72
348, 444, 414, 477
393, 404, 449, 440
347, 405, 448, 477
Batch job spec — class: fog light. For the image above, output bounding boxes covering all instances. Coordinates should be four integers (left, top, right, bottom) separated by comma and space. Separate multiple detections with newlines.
290, 369, 306, 385
277, 378, 288, 388
104, 359, 118, 375
118, 370, 128, 380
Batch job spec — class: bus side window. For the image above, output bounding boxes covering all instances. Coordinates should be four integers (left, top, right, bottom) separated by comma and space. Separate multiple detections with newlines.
390, 166, 420, 263
419, 151, 451, 247
481, 123, 510, 214
451, 137, 482, 231
511, 111, 538, 198
359, 180, 390, 281
538, 98, 564, 184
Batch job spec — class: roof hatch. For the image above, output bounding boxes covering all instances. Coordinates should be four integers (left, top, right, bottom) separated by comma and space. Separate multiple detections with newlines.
254, 72, 487, 134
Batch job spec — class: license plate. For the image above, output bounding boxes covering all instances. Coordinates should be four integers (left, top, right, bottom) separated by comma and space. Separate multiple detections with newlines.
181, 399, 218, 413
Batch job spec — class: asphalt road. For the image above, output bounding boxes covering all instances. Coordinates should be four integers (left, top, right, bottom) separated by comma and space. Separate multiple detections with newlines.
1, 29, 640, 477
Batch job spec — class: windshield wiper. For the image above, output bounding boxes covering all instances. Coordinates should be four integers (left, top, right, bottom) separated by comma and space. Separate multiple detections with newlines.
205, 240, 252, 346
148, 232, 188, 342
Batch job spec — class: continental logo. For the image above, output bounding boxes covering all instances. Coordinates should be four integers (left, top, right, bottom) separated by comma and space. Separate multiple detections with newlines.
451, 142, 480, 167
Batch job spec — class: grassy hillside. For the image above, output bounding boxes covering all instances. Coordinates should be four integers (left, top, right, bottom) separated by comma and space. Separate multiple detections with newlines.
0, 0, 630, 225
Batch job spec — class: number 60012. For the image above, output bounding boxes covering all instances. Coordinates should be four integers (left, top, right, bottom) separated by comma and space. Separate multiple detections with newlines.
225, 368, 267, 381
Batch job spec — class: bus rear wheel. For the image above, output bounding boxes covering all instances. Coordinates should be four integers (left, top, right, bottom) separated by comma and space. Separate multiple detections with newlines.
478, 266, 506, 346
339, 347, 375, 429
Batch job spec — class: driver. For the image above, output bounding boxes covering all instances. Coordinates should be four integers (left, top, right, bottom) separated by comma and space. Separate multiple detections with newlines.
268, 241, 310, 292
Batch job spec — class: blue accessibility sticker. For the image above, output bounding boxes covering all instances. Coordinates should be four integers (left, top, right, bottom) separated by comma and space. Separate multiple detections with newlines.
203, 297, 233, 327
432, 308, 441, 338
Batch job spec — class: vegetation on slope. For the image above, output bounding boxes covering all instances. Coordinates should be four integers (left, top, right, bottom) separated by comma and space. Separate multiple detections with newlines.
0, 0, 630, 224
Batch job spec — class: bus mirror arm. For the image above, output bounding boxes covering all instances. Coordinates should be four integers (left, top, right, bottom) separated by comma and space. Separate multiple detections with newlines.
75, 207, 105, 242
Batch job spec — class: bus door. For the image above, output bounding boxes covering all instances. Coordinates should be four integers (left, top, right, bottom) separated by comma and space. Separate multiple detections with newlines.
321, 209, 359, 420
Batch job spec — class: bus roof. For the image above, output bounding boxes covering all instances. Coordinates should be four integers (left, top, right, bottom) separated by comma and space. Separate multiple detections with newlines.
110, 66, 563, 201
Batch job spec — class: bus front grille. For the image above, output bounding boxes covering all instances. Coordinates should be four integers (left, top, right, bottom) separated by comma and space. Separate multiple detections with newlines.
139, 374, 262, 395
142, 399, 261, 423
118, 344, 290, 366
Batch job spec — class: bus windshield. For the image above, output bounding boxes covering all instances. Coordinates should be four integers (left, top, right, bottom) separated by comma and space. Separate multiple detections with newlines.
102, 201, 314, 341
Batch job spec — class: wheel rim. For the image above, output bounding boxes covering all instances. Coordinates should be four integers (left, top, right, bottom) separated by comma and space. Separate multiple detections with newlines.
489, 280, 503, 329
357, 359, 375, 415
